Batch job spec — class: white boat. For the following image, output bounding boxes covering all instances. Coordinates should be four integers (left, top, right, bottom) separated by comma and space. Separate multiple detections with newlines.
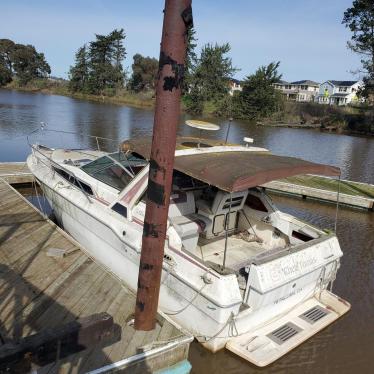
27, 136, 350, 367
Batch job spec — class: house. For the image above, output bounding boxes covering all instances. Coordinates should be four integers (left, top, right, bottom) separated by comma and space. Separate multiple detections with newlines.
228, 79, 242, 96
273, 80, 319, 102
317, 80, 364, 106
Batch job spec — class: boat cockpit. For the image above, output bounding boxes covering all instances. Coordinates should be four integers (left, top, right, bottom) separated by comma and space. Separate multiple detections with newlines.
131, 168, 325, 279
40, 146, 327, 281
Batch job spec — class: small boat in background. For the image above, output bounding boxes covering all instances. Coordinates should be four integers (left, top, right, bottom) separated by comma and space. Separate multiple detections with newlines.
27, 132, 350, 367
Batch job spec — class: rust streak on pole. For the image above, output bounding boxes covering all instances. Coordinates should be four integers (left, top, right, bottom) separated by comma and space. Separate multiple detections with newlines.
134, 0, 193, 331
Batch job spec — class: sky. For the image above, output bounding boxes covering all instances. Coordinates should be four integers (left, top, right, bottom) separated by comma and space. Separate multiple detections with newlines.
0, 0, 363, 83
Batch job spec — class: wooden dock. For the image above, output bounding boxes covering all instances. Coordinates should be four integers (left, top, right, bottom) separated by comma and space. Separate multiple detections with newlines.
262, 174, 374, 211
0, 177, 192, 373
0, 162, 33, 184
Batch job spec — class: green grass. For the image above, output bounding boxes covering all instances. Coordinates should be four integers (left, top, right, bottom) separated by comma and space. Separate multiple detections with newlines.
283, 175, 374, 198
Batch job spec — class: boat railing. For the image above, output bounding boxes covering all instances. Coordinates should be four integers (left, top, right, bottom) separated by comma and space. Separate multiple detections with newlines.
27, 123, 121, 154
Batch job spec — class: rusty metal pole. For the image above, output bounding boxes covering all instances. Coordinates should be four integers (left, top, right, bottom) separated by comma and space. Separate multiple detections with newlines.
134, 0, 193, 331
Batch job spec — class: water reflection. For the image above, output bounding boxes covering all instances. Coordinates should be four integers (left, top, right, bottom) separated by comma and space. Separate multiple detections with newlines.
190, 194, 374, 374
1, 89, 374, 185
1, 89, 374, 373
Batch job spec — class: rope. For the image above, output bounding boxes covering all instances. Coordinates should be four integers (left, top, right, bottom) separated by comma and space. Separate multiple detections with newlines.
163, 280, 207, 316
32, 177, 46, 218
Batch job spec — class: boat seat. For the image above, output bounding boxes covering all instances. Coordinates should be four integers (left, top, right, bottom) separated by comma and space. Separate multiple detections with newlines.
170, 214, 211, 252
168, 190, 195, 218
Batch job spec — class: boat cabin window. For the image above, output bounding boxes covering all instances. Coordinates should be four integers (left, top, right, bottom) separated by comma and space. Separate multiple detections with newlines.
54, 167, 93, 195
81, 152, 147, 191
111, 202, 127, 218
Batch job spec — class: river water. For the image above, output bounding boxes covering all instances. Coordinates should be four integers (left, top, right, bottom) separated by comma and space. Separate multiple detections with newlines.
0, 89, 373, 373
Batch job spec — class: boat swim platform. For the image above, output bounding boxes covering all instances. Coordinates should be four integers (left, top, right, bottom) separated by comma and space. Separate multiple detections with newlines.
0, 178, 193, 373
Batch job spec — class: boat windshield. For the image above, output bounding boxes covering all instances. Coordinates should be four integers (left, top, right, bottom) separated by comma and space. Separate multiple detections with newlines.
81, 152, 147, 191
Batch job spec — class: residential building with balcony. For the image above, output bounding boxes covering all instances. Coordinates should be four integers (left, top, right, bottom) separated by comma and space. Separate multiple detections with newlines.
317, 80, 364, 106
273, 80, 319, 102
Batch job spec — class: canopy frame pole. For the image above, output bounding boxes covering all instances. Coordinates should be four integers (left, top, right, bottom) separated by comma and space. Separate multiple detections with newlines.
222, 193, 232, 270
334, 173, 341, 233
225, 117, 233, 144
134, 0, 193, 331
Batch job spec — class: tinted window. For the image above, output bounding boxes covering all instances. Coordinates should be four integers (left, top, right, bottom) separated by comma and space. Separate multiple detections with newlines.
81, 153, 147, 191
54, 167, 93, 196
246, 194, 268, 212
111, 203, 127, 218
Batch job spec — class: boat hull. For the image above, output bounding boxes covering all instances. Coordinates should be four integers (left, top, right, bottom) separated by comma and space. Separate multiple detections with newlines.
27, 151, 350, 360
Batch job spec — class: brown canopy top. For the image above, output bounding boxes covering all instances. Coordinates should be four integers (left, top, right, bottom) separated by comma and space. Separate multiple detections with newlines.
122, 137, 340, 192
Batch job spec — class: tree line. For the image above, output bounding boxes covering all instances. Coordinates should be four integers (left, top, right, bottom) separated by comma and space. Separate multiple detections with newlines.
67, 27, 285, 120
1, 0, 373, 119
0, 39, 50, 86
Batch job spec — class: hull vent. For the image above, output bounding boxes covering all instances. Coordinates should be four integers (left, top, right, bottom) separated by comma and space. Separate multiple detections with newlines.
267, 322, 302, 345
299, 305, 329, 324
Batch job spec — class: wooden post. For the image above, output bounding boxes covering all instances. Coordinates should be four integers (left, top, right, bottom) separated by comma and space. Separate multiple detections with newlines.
134, 0, 193, 331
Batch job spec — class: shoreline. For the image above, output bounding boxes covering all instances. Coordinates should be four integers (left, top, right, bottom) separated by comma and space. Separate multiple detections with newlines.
2, 85, 373, 137
2, 84, 156, 110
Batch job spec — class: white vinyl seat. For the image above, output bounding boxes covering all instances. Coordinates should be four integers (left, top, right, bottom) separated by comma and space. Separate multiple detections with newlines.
168, 190, 212, 251
170, 214, 211, 252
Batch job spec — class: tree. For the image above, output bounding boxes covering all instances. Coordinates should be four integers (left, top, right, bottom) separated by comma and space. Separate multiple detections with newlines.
129, 54, 158, 92
0, 59, 12, 86
11, 44, 50, 85
183, 27, 197, 94
194, 43, 237, 101
235, 61, 283, 120
88, 28, 126, 94
0, 39, 15, 74
111, 29, 127, 89
69, 45, 89, 92
184, 42, 236, 114
343, 0, 374, 102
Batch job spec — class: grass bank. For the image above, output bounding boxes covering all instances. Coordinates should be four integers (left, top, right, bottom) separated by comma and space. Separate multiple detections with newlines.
5, 79, 155, 109
267, 101, 374, 135
283, 175, 374, 198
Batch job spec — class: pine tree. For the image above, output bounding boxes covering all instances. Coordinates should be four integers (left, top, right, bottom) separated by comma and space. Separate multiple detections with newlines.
236, 62, 283, 120
183, 27, 197, 94
88, 29, 126, 94
69, 45, 89, 92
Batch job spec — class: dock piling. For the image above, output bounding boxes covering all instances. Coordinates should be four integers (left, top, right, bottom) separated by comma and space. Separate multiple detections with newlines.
134, 0, 192, 331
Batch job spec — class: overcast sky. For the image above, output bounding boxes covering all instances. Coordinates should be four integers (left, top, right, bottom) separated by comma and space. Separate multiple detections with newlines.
1, 0, 362, 83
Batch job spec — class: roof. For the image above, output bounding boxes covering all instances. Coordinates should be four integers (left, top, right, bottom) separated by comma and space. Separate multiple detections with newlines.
275, 80, 289, 85
331, 93, 349, 98
291, 80, 319, 86
122, 137, 340, 192
328, 80, 358, 87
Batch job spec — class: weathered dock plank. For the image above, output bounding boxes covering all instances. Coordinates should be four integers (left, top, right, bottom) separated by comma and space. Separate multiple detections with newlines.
0, 162, 33, 184
0, 179, 192, 373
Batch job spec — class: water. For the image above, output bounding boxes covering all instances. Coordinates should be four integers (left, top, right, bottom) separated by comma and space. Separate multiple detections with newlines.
1, 89, 373, 373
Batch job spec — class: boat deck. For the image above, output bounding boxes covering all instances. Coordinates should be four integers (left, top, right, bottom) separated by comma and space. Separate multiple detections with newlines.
0, 178, 192, 373
198, 236, 264, 271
